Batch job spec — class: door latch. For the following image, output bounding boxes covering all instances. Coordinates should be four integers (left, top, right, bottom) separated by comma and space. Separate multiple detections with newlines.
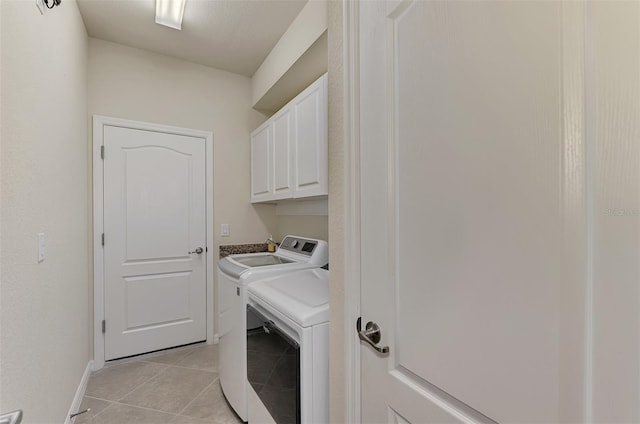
356, 317, 389, 355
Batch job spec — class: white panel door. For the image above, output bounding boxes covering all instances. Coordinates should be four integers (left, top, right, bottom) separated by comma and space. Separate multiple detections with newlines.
251, 123, 272, 202
357, 1, 574, 422
104, 125, 206, 360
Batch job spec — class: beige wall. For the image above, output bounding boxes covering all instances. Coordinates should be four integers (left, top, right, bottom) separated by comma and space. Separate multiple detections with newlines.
0, 0, 90, 421
88, 38, 277, 337
88, 38, 278, 245
275, 216, 328, 243
251, 0, 327, 108
327, 1, 345, 422
591, 1, 640, 420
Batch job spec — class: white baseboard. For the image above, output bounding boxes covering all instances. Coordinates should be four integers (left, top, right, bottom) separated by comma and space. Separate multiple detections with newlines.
65, 360, 93, 424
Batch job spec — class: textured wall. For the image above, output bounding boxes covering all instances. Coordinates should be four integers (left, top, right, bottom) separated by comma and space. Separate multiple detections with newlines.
0, 0, 90, 421
590, 1, 640, 421
327, 1, 345, 422
251, 0, 327, 107
88, 38, 278, 341
275, 216, 328, 242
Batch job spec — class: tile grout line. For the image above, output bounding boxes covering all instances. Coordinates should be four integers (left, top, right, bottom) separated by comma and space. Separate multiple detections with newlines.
83, 395, 110, 401
99, 399, 182, 418
85, 403, 110, 421
176, 375, 220, 417
87, 362, 217, 404
112, 363, 171, 403
84, 346, 222, 422
90, 365, 217, 417
88, 377, 220, 419
139, 348, 195, 365
84, 386, 240, 423
82, 398, 116, 422
147, 362, 219, 373
140, 346, 219, 373
138, 349, 197, 368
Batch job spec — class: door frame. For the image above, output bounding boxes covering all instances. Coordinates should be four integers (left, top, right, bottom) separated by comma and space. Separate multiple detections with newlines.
92, 115, 214, 370
343, 1, 362, 422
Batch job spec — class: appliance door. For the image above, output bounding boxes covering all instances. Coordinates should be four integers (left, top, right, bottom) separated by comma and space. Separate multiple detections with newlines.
247, 304, 301, 424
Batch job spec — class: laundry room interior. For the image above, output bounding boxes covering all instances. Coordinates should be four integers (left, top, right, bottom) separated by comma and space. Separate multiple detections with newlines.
2, 0, 337, 422
2, 0, 640, 423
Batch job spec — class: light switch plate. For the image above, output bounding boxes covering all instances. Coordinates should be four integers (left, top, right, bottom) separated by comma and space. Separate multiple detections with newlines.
221, 224, 230, 237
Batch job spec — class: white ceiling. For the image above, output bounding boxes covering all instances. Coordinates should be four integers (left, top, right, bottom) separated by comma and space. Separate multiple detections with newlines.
77, 0, 308, 77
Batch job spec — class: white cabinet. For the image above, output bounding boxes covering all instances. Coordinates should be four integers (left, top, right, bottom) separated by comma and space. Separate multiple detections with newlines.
250, 122, 271, 201
272, 109, 294, 199
250, 73, 327, 203
250, 109, 293, 202
292, 75, 328, 198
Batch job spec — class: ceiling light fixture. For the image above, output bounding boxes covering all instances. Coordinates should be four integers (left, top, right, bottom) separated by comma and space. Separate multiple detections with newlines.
155, 0, 186, 30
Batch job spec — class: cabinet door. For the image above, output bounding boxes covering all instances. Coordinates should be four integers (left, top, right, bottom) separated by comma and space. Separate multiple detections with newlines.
293, 74, 328, 198
250, 122, 272, 202
272, 109, 294, 200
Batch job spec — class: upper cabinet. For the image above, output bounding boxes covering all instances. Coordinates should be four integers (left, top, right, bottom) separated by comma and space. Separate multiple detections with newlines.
251, 73, 328, 203
250, 122, 272, 201
292, 76, 328, 198
273, 109, 294, 199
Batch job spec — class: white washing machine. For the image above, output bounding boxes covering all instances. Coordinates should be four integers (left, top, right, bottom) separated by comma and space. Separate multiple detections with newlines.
217, 236, 328, 422
246, 268, 329, 424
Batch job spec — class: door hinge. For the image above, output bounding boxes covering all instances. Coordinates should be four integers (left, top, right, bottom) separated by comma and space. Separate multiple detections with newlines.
101, 233, 104, 246
102, 320, 106, 334
100, 145, 104, 159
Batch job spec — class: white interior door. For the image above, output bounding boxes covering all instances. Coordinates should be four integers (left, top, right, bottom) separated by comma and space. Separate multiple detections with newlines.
357, 1, 576, 422
103, 125, 207, 360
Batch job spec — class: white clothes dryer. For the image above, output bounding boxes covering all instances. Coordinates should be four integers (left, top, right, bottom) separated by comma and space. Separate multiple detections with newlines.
217, 236, 328, 422
246, 268, 330, 424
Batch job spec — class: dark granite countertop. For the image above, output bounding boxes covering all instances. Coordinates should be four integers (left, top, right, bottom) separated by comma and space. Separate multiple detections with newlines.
219, 243, 269, 258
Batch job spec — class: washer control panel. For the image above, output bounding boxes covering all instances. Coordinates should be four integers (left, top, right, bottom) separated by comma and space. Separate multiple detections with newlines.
280, 236, 316, 256
276, 235, 327, 266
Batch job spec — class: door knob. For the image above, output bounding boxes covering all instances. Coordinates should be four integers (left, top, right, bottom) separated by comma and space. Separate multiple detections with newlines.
356, 317, 389, 354
188, 247, 204, 254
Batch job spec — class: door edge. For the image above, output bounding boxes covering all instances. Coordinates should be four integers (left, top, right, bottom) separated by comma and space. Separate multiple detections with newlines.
343, 2, 363, 423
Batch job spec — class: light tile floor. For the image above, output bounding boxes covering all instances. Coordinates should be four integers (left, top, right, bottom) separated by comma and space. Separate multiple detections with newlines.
77, 344, 243, 424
